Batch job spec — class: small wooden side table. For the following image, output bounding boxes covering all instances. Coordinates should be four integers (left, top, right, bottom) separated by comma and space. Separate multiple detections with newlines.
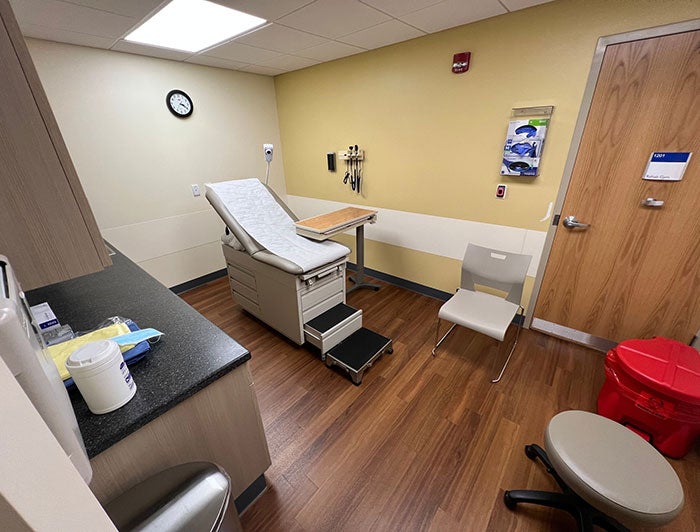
295, 207, 380, 293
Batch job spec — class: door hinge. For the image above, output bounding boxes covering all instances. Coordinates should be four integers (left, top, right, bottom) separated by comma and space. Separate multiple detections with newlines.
552, 214, 560, 226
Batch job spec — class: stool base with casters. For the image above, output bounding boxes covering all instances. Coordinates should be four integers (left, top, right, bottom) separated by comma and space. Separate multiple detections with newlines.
504, 444, 628, 532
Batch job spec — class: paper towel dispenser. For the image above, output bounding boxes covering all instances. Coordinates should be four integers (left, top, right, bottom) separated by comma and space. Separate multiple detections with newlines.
0, 257, 92, 483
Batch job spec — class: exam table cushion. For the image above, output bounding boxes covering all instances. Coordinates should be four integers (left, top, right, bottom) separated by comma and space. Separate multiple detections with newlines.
207, 179, 350, 273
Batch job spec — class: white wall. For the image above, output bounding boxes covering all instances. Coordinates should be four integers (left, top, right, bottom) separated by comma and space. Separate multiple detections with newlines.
27, 40, 285, 287
0, 357, 116, 531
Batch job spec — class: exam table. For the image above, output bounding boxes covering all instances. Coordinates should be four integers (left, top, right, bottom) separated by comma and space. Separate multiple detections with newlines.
205, 179, 392, 384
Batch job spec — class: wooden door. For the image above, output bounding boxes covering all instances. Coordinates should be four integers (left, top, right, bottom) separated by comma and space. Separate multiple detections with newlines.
532, 30, 700, 346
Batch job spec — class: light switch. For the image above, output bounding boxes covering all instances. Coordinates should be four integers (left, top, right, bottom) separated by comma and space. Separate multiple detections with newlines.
496, 184, 507, 199
191, 184, 200, 197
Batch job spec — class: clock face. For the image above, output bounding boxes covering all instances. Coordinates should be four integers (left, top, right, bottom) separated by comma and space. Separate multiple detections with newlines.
166, 89, 193, 118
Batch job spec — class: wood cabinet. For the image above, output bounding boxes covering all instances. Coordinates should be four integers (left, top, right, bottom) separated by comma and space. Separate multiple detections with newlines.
0, 0, 110, 290
88, 362, 270, 525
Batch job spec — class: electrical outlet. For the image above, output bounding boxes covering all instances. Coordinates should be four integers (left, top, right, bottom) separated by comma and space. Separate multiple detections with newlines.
263, 143, 274, 163
191, 184, 200, 197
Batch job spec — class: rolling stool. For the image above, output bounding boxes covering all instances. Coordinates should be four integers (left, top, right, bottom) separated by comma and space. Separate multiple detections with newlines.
103, 462, 232, 531
504, 411, 684, 531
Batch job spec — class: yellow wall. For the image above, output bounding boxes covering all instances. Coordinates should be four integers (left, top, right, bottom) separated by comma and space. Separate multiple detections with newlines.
275, 0, 700, 297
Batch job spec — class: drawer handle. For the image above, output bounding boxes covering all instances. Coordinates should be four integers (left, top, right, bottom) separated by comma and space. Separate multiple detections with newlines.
316, 268, 337, 279
304, 267, 340, 286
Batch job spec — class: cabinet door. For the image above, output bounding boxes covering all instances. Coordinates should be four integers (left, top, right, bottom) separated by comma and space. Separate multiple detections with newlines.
0, 1, 110, 290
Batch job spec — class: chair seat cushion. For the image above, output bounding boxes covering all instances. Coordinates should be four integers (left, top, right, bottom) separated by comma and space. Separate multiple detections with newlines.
545, 410, 684, 527
437, 289, 519, 341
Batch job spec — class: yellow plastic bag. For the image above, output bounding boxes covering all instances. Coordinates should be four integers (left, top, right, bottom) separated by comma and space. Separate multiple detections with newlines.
47, 322, 130, 380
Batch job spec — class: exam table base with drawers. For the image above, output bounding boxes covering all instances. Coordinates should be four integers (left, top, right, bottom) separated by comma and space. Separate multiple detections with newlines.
223, 244, 392, 385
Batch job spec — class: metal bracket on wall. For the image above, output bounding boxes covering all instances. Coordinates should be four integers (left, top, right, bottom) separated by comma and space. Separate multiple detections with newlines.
338, 149, 364, 161
511, 105, 554, 119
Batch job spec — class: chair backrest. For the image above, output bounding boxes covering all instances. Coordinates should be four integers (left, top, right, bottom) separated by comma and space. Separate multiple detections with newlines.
461, 243, 532, 305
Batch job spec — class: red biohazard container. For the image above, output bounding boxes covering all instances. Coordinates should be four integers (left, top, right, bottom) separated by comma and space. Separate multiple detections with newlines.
597, 337, 700, 458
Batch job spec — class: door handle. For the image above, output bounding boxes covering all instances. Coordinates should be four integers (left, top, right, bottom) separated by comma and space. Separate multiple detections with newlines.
562, 215, 590, 229
641, 197, 664, 207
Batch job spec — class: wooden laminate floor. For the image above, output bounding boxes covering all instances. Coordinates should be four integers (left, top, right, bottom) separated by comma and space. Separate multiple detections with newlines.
181, 276, 699, 532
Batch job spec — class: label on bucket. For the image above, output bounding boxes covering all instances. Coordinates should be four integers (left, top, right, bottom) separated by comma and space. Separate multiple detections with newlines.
120, 361, 135, 390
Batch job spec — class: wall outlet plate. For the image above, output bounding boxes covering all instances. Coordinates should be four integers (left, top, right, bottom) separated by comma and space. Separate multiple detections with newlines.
191, 184, 200, 197
263, 143, 274, 163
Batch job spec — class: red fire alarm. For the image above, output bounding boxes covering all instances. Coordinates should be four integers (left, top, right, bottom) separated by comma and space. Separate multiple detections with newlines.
452, 52, 470, 74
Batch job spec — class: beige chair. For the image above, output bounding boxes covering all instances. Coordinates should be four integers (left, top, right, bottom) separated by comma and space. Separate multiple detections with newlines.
505, 410, 684, 531
432, 243, 531, 383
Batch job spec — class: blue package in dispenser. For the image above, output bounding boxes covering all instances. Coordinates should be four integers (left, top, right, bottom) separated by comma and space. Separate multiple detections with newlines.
501, 119, 549, 176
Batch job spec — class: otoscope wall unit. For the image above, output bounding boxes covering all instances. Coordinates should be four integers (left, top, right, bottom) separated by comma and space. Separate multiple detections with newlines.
339, 145, 364, 194
338, 149, 364, 160
501, 105, 554, 177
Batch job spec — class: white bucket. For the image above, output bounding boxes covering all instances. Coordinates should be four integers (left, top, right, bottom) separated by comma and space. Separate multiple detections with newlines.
66, 340, 136, 414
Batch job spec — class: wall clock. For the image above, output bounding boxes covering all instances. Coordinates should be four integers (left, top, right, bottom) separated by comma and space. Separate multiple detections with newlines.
166, 89, 193, 118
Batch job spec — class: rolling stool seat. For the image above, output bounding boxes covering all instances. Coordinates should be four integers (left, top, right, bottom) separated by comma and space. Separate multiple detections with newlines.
104, 462, 231, 531
504, 411, 684, 531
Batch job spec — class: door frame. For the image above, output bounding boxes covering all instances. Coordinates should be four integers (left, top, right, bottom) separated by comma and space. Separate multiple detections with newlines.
525, 19, 700, 349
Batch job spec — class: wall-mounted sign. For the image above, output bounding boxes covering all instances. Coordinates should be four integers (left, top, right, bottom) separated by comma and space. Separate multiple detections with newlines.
501, 119, 549, 176
643, 152, 692, 181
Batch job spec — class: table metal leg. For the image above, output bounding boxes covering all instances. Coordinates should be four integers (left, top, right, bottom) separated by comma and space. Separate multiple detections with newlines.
347, 224, 380, 293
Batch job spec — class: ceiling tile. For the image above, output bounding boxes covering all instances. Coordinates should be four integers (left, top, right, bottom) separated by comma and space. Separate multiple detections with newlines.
499, 0, 553, 11
258, 53, 318, 71
203, 41, 282, 64
185, 55, 248, 70
234, 23, 328, 53
111, 40, 193, 61
295, 40, 364, 61
211, 0, 315, 21
338, 19, 424, 50
21, 23, 116, 48
399, 0, 507, 33
12, 0, 553, 74
239, 64, 286, 76
10, 0, 138, 38
359, 0, 444, 17
55, 0, 164, 19
277, 0, 391, 39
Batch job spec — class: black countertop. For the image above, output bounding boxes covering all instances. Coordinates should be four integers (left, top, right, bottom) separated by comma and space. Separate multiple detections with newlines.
26, 248, 249, 458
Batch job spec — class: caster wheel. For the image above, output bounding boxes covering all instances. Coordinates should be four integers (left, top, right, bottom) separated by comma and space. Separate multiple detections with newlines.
387, 348, 394, 354
503, 491, 517, 510
525, 444, 538, 460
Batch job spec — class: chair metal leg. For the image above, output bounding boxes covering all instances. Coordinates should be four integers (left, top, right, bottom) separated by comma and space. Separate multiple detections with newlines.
432, 319, 456, 356
491, 306, 524, 383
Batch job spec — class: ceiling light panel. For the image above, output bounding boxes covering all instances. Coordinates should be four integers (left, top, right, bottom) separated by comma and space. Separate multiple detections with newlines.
125, 0, 266, 53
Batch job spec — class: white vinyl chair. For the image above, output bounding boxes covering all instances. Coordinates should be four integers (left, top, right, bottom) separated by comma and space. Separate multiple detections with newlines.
432, 243, 532, 383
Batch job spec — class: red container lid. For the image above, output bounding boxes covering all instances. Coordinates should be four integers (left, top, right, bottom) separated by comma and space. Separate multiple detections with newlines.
612, 337, 700, 405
